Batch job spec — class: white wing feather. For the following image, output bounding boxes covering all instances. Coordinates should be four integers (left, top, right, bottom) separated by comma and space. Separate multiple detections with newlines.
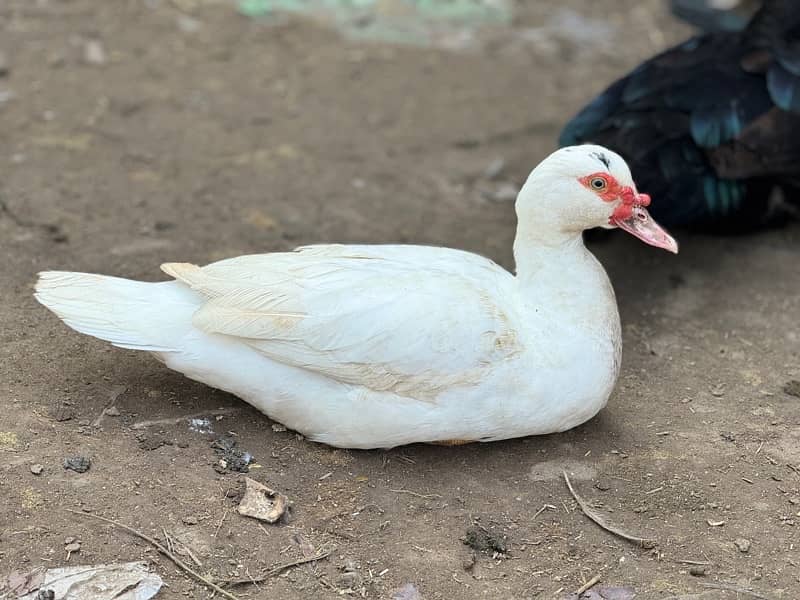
162, 244, 521, 400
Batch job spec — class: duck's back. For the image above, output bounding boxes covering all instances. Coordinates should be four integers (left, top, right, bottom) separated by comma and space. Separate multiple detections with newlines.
560, 0, 800, 231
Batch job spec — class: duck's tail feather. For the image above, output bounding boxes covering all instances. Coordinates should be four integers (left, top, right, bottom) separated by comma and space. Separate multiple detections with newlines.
35, 271, 194, 352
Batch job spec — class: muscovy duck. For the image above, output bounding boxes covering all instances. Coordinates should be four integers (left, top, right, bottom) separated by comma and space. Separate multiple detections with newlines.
561, 0, 800, 231
34, 146, 676, 449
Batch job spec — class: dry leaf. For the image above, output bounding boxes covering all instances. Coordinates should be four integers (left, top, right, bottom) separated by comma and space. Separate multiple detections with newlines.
237, 477, 289, 523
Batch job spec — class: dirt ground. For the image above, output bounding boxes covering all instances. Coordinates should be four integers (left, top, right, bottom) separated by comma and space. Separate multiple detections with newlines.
1, 1, 799, 598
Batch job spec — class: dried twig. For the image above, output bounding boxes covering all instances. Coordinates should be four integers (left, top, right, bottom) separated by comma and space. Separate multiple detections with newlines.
65, 509, 242, 600
389, 488, 442, 499
214, 508, 229, 538
222, 551, 332, 587
164, 528, 203, 567
575, 574, 601, 595
162, 527, 174, 554
131, 408, 239, 430
700, 582, 774, 599
562, 471, 656, 548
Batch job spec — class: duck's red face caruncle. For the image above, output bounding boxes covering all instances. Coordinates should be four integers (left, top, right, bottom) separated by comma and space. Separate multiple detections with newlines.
578, 172, 678, 254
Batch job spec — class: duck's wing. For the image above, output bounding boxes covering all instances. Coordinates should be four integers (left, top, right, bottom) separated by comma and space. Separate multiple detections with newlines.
162, 245, 520, 400
707, 1, 800, 185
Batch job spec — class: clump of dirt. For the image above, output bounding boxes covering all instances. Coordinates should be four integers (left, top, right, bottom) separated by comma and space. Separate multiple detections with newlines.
783, 380, 800, 398
463, 526, 508, 554
49, 405, 75, 422
136, 432, 173, 451
211, 437, 253, 473
63, 456, 91, 473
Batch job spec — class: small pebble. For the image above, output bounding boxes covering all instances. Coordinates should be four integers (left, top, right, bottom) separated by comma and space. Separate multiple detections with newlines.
734, 538, 751, 553
689, 566, 707, 577
30, 464, 44, 475
342, 558, 358, 572
83, 40, 107, 65
182, 515, 198, 525
65, 542, 81, 553
176, 14, 202, 33
64, 536, 76, 545
105, 406, 121, 417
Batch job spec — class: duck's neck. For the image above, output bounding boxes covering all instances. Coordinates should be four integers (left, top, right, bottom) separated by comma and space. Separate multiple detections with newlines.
513, 229, 585, 281
512, 229, 619, 331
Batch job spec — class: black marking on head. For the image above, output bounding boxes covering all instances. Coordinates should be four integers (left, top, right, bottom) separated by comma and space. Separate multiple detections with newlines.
591, 151, 611, 171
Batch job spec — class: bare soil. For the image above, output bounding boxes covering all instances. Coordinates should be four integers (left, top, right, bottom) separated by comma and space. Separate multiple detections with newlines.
1, 1, 799, 599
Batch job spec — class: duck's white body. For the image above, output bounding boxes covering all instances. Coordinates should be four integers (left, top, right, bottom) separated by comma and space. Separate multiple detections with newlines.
35, 146, 676, 449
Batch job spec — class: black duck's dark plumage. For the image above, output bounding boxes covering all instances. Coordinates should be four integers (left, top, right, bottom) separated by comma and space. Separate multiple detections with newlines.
560, 0, 800, 232
670, 0, 760, 33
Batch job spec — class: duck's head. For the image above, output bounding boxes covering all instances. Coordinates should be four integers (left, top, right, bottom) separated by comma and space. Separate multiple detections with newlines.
518, 145, 678, 253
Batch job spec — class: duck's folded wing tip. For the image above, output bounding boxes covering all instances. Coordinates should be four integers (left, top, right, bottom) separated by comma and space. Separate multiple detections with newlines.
161, 262, 201, 283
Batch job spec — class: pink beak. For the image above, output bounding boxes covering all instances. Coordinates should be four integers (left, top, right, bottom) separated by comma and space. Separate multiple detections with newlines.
612, 205, 679, 254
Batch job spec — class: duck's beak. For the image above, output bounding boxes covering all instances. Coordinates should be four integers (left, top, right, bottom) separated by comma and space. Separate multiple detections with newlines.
612, 206, 679, 253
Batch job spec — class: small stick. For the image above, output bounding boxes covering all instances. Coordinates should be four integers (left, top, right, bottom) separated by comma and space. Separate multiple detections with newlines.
575, 574, 601, 595
166, 529, 203, 567
700, 582, 774, 599
162, 527, 174, 554
214, 508, 229, 538
182, 544, 203, 568
222, 551, 332, 586
131, 408, 239, 430
562, 471, 656, 548
675, 559, 711, 565
389, 489, 441, 499
65, 509, 242, 600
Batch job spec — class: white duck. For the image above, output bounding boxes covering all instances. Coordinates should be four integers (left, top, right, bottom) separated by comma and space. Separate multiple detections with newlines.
35, 145, 677, 449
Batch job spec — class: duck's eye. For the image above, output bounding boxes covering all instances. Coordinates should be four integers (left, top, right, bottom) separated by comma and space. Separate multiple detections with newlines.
589, 177, 607, 191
